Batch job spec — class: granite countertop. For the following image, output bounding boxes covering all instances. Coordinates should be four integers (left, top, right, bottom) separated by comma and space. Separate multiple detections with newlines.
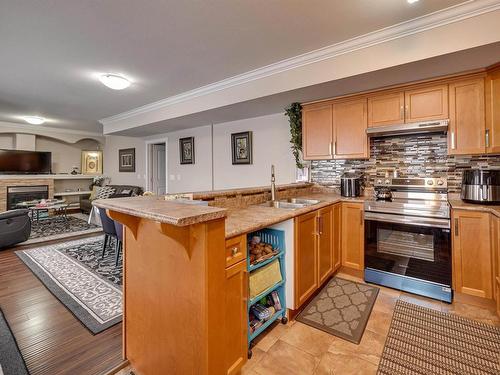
448, 199, 500, 218
225, 192, 367, 239
93, 196, 227, 226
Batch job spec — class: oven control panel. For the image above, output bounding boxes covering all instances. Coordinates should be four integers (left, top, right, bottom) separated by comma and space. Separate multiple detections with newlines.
374, 177, 447, 189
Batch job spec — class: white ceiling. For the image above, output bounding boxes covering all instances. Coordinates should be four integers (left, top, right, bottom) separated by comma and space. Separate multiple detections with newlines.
0, 0, 467, 133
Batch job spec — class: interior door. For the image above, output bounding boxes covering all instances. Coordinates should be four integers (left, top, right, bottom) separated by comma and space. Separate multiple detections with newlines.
333, 98, 368, 159
152, 143, 166, 195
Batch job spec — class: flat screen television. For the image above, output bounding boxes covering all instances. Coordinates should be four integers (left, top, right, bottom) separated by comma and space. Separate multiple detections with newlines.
0, 150, 52, 174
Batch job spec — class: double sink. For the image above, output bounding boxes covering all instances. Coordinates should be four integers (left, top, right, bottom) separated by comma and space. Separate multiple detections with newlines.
260, 198, 321, 210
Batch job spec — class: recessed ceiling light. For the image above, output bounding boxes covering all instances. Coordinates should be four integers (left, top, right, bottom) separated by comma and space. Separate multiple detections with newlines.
22, 116, 45, 125
407, 0, 419, 4
99, 73, 131, 90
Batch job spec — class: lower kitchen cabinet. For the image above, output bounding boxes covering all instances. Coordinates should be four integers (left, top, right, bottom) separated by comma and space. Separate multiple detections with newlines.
452, 210, 493, 299
332, 203, 342, 272
294, 204, 340, 309
341, 202, 364, 270
294, 211, 319, 308
492, 215, 500, 316
224, 237, 247, 375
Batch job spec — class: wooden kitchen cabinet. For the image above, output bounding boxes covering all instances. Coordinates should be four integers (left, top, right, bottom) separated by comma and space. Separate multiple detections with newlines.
302, 103, 333, 160
486, 66, 500, 154
333, 98, 369, 159
318, 205, 334, 285
294, 211, 319, 307
294, 204, 340, 309
341, 202, 364, 270
224, 260, 247, 375
448, 78, 486, 155
332, 203, 342, 272
452, 210, 493, 299
367, 91, 405, 127
404, 84, 448, 123
492, 215, 500, 316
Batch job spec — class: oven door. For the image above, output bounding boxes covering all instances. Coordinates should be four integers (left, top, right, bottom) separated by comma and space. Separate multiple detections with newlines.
364, 212, 451, 287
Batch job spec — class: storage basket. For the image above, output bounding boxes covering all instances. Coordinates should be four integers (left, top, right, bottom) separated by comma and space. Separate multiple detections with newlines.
249, 259, 282, 299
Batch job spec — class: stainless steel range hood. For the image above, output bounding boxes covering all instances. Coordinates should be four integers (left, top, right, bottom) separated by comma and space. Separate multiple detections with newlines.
366, 119, 449, 137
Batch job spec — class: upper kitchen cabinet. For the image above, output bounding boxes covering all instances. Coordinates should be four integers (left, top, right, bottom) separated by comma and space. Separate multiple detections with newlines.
367, 91, 405, 127
448, 78, 486, 155
404, 84, 448, 123
486, 65, 500, 154
302, 103, 333, 160
332, 98, 369, 159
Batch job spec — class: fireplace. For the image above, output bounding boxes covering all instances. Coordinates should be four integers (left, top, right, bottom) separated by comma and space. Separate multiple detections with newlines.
7, 185, 49, 210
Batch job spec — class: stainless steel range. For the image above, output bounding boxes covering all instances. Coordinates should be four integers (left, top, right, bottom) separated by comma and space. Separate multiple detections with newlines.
364, 177, 452, 303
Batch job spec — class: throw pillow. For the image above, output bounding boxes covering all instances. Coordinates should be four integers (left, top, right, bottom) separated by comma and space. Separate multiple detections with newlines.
89, 186, 98, 201
121, 189, 131, 195
95, 186, 116, 200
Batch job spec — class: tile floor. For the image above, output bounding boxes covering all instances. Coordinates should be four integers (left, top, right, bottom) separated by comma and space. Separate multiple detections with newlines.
242, 272, 500, 375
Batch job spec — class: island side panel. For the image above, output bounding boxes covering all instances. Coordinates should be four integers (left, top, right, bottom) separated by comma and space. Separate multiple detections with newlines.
118, 215, 226, 375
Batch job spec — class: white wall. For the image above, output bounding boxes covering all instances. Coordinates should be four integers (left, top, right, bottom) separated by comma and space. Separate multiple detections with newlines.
36, 136, 99, 174
0, 134, 14, 149
162, 126, 212, 193
159, 112, 296, 193
212, 113, 295, 190
103, 135, 146, 187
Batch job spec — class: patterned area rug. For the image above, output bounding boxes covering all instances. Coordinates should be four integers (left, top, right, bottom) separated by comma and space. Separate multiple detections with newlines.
296, 277, 379, 344
377, 300, 500, 375
16, 236, 122, 334
23, 215, 101, 245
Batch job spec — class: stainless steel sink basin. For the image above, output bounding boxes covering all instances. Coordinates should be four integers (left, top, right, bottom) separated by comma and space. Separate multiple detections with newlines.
259, 198, 321, 209
260, 201, 305, 209
283, 198, 321, 206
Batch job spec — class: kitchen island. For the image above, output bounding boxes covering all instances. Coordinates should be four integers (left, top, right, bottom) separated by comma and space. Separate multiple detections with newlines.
93, 184, 368, 374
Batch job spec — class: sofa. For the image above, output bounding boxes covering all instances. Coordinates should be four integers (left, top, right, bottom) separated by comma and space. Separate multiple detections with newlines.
80, 185, 143, 214
0, 209, 31, 249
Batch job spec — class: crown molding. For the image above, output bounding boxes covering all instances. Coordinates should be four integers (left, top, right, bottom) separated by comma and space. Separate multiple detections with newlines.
101, 0, 500, 128
0, 121, 105, 144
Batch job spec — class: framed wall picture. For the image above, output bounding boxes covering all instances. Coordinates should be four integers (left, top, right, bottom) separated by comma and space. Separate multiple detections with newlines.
179, 137, 195, 164
231, 131, 252, 165
81, 150, 103, 175
119, 148, 136, 172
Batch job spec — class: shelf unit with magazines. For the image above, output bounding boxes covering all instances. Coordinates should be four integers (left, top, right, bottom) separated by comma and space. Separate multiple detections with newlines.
247, 228, 287, 359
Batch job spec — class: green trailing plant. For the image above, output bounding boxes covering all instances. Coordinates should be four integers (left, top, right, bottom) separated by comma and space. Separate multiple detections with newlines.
285, 102, 303, 169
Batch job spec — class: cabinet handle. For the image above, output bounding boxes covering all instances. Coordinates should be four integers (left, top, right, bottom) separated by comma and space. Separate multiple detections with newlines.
486, 129, 490, 148
451, 131, 456, 150
333, 141, 337, 155
400, 105, 404, 119
360, 210, 363, 225
319, 216, 323, 235
231, 247, 238, 256
454, 218, 459, 236
329, 142, 332, 155
405, 105, 409, 118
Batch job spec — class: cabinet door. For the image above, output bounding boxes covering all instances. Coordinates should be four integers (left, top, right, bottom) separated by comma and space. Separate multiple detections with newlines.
452, 210, 492, 299
492, 215, 500, 315
486, 68, 500, 154
404, 84, 448, 123
333, 98, 369, 159
341, 203, 364, 270
332, 203, 342, 272
367, 92, 404, 127
224, 261, 247, 375
318, 206, 334, 285
294, 211, 318, 308
302, 103, 333, 160
448, 78, 486, 155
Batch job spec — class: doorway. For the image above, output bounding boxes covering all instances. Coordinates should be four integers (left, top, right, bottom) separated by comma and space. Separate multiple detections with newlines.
147, 141, 167, 195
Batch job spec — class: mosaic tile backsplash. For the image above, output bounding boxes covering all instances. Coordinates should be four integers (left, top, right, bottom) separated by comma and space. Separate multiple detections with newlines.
311, 133, 500, 193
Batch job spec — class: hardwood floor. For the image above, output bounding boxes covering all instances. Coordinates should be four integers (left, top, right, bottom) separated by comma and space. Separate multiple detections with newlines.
0, 238, 122, 375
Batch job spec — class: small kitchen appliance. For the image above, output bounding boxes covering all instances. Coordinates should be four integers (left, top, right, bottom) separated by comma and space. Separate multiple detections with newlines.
364, 177, 452, 303
340, 172, 364, 197
461, 169, 500, 204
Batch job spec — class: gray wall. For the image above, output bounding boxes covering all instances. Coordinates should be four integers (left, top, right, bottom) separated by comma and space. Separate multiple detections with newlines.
103, 135, 146, 187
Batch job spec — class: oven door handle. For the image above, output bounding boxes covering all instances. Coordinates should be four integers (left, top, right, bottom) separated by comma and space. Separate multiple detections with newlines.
364, 212, 450, 229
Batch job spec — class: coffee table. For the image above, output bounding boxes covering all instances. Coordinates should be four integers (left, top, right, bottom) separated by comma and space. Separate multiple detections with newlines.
16, 199, 69, 223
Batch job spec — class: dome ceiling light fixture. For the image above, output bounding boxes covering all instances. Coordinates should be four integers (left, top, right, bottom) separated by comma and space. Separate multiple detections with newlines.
22, 116, 46, 125
99, 73, 131, 90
